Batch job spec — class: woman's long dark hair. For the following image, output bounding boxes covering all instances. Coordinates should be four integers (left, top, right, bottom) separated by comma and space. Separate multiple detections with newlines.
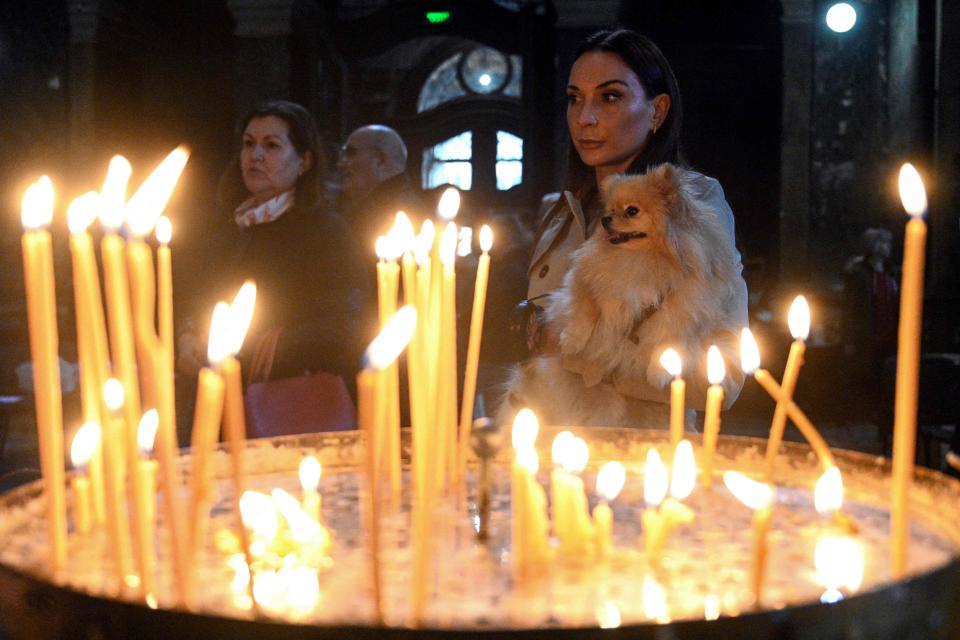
218, 100, 326, 210
542, 29, 683, 233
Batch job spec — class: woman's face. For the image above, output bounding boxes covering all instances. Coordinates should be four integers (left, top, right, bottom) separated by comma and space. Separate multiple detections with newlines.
241, 115, 309, 202
566, 51, 668, 182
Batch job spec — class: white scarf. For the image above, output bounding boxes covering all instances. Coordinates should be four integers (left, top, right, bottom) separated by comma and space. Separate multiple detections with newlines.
234, 190, 295, 227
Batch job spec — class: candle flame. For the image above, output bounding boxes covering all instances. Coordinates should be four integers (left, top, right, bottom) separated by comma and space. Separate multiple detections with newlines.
375, 235, 387, 260
457, 226, 473, 257
512, 408, 539, 450
415, 220, 434, 265
440, 222, 458, 265
567, 436, 590, 474
723, 471, 773, 510
704, 595, 720, 621
787, 295, 810, 341
100, 155, 132, 230
596, 461, 626, 501
644, 448, 668, 508
226, 281, 257, 356
206, 301, 232, 366
271, 488, 321, 543
551, 430, 575, 466
67, 192, 100, 234
642, 575, 669, 622
155, 215, 172, 244
126, 145, 191, 237
516, 446, 539, 474
659, 348, 682, 377
740, 328, 761, 375
814, 466, 844, 514
707, 345, 726, 385
898, 163, 927, 218
596, 601, 622, 629
299, 456, 322, 491
815, 535, 864, 592
240, 491, 279, 540
21, 176, 54, 229
480, 224, 493, 252
394, 211, 415, 253
365, 305, 416, 370
70, 421, 101, 469
103, 377, 125, 412
670, 440, 696, 500
383, 227, 403, 261
137, 409, 159, 456
437, 187, 460, 220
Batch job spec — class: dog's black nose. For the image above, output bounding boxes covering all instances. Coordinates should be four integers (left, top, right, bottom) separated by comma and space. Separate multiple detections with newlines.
601, 215, 613, 229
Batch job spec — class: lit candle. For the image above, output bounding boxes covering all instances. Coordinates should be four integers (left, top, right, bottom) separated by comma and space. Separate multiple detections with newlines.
136, 410, 160, 599
642, 444, 695, 561
593, 461, 625, 559
188, 303, 228, 563
740, 328, 835, 471
395, 213, 421, 427
553, 432, 593, 557
764, 295, 810, 478
659, 348, 685, 445
66, 193, 108, 526
459, 224, 492, 484
155, 216, 174, 367
511, 408, 549, 580
299, 456, 322, 524
814, 465, 858, 534
20, 176, 67, 572
69, 422, 100, 535
374, 233, 401, 500
814, 535, 864, 601
360, 306, 416, 624
439, 222, 458, 490
701, 345, 726, 488
102, 378, 134, 586
724, 471, 774, 605
891, 162, 928, 579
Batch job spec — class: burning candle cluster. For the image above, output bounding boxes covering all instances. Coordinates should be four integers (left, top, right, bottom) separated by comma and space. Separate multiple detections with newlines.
5, 154, 955, 634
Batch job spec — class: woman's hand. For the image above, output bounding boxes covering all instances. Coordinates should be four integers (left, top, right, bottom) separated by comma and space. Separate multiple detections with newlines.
176, 330, 206, 377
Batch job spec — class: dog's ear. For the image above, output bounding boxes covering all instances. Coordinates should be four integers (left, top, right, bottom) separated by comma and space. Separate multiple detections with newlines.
648, 163, 679, 204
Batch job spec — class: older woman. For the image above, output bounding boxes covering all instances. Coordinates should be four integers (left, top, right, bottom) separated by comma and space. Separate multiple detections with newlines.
178, 101, 370, 419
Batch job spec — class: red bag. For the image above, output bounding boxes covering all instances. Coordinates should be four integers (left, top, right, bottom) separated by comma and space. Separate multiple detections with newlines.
244, 328, 357, 438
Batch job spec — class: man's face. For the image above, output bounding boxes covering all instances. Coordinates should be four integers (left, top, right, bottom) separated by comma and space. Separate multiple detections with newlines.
338, 132, 383, 200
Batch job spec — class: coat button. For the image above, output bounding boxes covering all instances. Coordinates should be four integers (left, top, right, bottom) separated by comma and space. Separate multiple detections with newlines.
538, 264, 549, 278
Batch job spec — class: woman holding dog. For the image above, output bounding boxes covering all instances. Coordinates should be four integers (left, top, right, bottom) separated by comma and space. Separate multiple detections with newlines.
514, 29, 749, 428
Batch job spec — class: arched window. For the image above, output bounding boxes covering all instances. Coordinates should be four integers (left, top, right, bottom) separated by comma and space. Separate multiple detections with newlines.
417, 45, 523, 194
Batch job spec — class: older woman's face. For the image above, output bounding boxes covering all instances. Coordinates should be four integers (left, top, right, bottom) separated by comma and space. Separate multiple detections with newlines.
241, 115, 308, 202
566, 51, 667, 182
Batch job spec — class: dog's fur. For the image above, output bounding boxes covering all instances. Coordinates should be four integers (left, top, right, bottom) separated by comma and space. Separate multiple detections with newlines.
501, 164, 741, 427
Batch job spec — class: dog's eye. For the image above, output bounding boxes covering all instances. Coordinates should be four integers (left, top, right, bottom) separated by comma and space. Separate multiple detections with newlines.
625, 205, 639, 217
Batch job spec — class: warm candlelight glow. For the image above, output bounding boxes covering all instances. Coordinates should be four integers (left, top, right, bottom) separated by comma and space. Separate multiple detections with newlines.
437, 186, 461, 220
479, 224, 493, 252
595, 601, 622, 629
70, 422, 100, 470
103, 378, 125, 413
100, 155, 132, 230
787, 296, 810, 341
512, 408, 539, 450
206, 302, 232, 366
415, 220, 434, 265
898, 163, 928, 217
67, 192, 100, 234
659, 348, 682, 377
551, 431, 575, 466
596, 462, 625, 501
375, 235, 387, 260
704, 595, 720, 621
644, 449, 668, 508
155, 216, 172, 244
137, 410, 159, 456
440, 222, 458, 265
239, 491, 279, 540
271, 489, 322, 543
670, 440, 696, 501
394, 211, 415, 252
515, 447, 539, 474
815, 536, 864, 592
643, 575, 669, 622
21, 176, 54, 229
365, 305, 416, 370
814, 466, 844, 514
125, 146, 190, 237
457, 226, 472, 257
740, 328, 761, 374
723, 471, 773, 510
299, 456, 321, 492
226, 281, 257, 356
707, 345, 725, 385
